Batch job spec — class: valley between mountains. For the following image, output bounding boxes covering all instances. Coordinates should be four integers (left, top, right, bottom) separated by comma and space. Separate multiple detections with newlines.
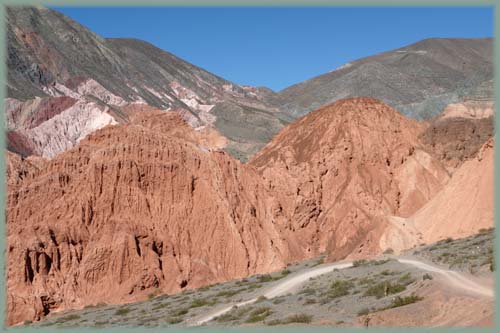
4, 6, 495, 328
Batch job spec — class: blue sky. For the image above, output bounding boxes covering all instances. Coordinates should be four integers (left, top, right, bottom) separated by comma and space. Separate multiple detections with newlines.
53, 7, 493, 91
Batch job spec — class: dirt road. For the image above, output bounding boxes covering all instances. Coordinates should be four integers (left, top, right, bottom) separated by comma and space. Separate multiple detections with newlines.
191, 257, 493, 326
398, 258, 494, 298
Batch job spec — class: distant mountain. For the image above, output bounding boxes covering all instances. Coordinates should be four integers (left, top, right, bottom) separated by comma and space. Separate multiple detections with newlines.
6, 6, 290, 161
276, 38, 493, 120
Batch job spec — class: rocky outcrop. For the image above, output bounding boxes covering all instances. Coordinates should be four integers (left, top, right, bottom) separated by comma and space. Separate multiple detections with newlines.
6, 112, 297, 326
419, 99, 494, 171
6, 97, 117, 158
249, 98, 450, 260
412, 138, 494, 243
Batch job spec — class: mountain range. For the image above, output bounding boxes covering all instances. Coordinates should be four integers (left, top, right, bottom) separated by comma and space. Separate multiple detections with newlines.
3, 6, 495, 326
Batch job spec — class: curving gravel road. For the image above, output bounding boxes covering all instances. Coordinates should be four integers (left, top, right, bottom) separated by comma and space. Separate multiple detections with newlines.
190, 257, 493, 326
398, 258, 494, 298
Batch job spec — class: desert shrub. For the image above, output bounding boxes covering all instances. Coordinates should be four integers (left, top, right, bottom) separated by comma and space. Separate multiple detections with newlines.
281, 269, 291, 276
286, 313, 313, 324
23, 320, 33, 325
245, 307, 272, 323
373, 259, 391, 265
272, 297, 285, 304
387, 294, 423, 308
299, 287, 316, 296
216, 312, 239, 322
58, 314, 81, 323
304, 298, 317, 305
153, 302, 169, 310
190, 298, 216, 308
363, 281, 406, 298
352, 259, 368, 267
216, 289, 243, 297
358, 277, 376, 285
246, 283, 263, 290
114, 307, 131, 316
171, 308, 189, 316
422, 273, 433, 280
267, 313, 313, 325
167, 316, 183, 324
398, 272, 414, 285
257, 274, 275, 283
328, 279, 353, 298
311, 258, 324, 267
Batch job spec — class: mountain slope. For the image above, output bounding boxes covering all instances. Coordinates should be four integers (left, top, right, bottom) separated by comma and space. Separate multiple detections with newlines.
249, 97, 450, 260
5, 111, 300, 326
6, 6, 289, 161
412, 138, 494, 243
277, 38, 493, 120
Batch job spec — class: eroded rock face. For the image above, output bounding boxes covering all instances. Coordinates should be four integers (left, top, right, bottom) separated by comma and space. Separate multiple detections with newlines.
5, 98, 490, 326
6, 112, 296, 326
412, 138, 494, 243
249, 98, 450, 260
419, 100, 494, 172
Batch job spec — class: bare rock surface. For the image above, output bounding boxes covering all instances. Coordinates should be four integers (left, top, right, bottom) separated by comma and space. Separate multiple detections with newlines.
6, 111, 299, 326
249, 97, 450, 261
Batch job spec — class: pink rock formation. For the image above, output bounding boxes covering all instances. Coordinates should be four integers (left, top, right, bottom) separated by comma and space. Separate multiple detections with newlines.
412, 138, 494, 243
6, 112, 296, 326
5, 97, 492, 326
249, 98, 449, 260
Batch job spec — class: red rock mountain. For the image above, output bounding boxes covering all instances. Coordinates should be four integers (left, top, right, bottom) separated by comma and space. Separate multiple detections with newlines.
5, 98, 493, 325
6, 111, 301, 325
249, 97, 450, 260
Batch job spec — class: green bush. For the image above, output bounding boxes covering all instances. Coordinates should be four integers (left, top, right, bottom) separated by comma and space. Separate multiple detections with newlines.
281, 269, 291, 276
167, 316, 183, 324
422, 273, 433, 280
171, 308, 189, 316
328, 279, 353, 298
245, 307, 273, 323
363, 281, 406, 298
398, 272, 415, 285
257, 274, 275, 283
190, 298, 216, 308
299, 287, 316, 296
286, 313, 313, 324
114, 307, 131, 316
266, 313, 313, 325
352, 259, 368, 267
58, 314, 82, 323
216, 289, 243, 297
387, 294, 423, 308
